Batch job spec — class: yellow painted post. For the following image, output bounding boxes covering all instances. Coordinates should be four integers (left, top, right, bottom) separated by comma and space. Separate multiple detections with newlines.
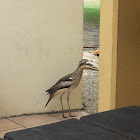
115, 0, 140, 108
98, 0, 119, 112
99, 0, 140, 112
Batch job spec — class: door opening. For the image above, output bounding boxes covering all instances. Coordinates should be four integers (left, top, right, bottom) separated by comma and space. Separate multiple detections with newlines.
83, 0, 100, 114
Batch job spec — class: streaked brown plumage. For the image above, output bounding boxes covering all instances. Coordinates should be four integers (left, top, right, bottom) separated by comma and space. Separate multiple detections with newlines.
45, 59, 98, 118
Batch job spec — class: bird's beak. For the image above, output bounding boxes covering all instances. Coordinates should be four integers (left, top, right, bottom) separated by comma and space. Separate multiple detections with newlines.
86, 63, 99, 71
91, 66, 99, 71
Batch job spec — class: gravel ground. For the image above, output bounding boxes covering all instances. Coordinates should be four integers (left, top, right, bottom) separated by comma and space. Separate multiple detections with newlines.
83, 69, 99, 114
84, 24, 99, 47
83, 24, 99, 114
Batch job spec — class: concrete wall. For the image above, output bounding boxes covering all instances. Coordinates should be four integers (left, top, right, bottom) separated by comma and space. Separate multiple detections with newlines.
0, 0, 83, 117
99, 0, 140, 112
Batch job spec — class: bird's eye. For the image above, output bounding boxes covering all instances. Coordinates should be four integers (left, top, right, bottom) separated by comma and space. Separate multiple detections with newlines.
87, 63, 92, 66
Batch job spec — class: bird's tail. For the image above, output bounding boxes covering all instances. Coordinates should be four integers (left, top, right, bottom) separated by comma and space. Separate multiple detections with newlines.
46, 90, 49, 95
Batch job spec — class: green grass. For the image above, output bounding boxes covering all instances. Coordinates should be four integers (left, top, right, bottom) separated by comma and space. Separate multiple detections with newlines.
84, 1, 100, 27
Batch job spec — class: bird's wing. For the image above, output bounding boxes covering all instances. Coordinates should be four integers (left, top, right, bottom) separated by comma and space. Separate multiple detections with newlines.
45, 77, 73, 107
57, 80, 73, 90
46, 73, 74, 94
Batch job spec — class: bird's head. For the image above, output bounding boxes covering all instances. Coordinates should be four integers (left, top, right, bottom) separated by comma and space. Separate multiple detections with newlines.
78, 59, 98, 71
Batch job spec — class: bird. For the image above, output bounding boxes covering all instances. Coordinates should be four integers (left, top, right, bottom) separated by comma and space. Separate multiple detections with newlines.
45, 59, 98, 118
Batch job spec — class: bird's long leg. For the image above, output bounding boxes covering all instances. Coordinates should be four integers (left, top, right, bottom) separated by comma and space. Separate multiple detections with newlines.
67, 91, 76, 117
67, 91, 71, 117
60, 91, 67, 118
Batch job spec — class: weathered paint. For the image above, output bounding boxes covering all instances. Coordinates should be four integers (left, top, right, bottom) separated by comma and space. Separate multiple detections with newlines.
0, 0, 83, 117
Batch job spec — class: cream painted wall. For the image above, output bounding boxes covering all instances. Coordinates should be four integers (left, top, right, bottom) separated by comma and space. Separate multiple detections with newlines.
0, 0, 83, 117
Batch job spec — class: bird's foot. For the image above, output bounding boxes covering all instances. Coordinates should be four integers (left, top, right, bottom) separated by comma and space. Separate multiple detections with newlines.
63, 115, 68, 119
70, 115, 76, 118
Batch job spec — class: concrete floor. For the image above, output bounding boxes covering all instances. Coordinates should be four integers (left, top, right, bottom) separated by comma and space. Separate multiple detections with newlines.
0, 111, 89, 139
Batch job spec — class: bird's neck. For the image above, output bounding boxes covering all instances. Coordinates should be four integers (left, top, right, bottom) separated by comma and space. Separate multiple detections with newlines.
75, 65, 85, 76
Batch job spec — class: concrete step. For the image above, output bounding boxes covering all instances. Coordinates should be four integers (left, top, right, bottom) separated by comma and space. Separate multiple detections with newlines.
4, 106, 140, 140
81, 106, 140, 140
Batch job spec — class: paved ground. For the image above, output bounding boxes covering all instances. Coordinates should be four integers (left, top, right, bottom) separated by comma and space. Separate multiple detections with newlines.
0, 111, 88, 139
